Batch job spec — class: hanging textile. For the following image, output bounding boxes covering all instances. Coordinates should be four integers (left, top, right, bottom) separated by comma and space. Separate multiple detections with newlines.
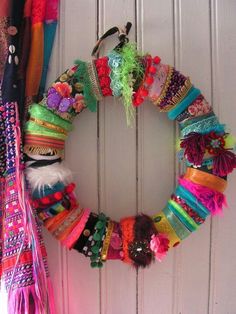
0, 0, 59, 312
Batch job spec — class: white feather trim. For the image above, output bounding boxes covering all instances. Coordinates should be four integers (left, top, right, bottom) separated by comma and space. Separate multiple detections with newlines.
25, 162, 73, 192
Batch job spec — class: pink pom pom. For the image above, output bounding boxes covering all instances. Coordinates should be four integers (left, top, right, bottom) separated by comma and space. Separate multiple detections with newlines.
150, 234, 169, 262
179, 177, 227, 215
180, 132, 206, 166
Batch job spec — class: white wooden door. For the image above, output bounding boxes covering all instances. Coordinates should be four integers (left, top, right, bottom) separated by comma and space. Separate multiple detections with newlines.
44, 1, 236, 313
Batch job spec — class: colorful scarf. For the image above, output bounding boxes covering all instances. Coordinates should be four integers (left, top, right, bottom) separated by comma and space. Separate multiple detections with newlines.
0, 0, 58, 312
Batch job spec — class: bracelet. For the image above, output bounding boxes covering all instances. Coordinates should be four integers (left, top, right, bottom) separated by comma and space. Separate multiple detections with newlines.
44, 210, 69, 232
167, 199, 199, 232
154, 65, 174, 107
184, 167, 227, 193
101, 220, 115, 261
181, 115, 224, 137
89, 213, 107, 268
158, 69, 190, 112
179, 112, 214, 130
175, 185, 210, 219
61, 208, 90, 249
120, 216, 135, 264
52, 207, 84, 240
24, 134, 65, 157
87, 61, 104, 101
28, 103, 73, 131
107, 222, 123, 260
29, 117, 68, 136
168, 87, 201, 120
171, 194, 205, 224
153, 212, 180, 247
94, 56, 113, 97
32, 183, 76, 209
162, 206, 191, 240
73, 213, 98, 252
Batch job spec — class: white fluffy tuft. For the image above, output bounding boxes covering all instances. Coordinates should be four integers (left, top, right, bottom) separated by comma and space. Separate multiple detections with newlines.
25, 162, 73, 192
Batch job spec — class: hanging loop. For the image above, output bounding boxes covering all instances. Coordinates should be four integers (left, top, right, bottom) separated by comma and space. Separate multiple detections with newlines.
91, 22, 132, 57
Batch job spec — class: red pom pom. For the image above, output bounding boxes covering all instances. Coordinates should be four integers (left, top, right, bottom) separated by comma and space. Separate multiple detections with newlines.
145, 76, 154, 85
41, 197, 50, 205
139, 87, 149, 97
148, 66, 156, 74
65, 183, 76, 194
153, 56, 161, 64
54, 192, 63, 201
134, 96, 144, 106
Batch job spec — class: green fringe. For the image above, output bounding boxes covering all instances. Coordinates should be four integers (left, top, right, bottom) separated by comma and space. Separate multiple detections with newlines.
118, 43, 144, 126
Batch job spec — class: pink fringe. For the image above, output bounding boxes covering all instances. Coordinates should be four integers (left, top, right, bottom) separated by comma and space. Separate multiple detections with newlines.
179, 177, 227, 215
180, 132, 206, 166
7, 278, 55, 314
10, 104, 55, 313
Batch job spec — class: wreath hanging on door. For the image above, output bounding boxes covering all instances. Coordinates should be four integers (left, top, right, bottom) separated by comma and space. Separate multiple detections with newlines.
24, 23, 236, 269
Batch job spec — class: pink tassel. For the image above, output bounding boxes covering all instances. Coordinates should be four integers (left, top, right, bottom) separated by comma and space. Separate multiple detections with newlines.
7, 281, 55, 314
213, 149, 236, 176
179, 177, 227, 215
10, 103, 55, 314
180, 132, 206, 166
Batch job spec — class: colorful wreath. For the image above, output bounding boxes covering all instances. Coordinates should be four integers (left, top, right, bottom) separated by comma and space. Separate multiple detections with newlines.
24, 24, 236, 269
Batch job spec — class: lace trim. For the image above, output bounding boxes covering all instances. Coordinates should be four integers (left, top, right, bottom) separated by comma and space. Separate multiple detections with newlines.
181, 115, 225, 137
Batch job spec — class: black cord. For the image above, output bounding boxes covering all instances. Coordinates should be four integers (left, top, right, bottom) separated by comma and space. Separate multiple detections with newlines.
91, 22, 132, 56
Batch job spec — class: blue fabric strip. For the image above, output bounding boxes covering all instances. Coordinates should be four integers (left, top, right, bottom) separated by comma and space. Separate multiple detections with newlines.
39, 22, 58, 95
168, 87, 201, 120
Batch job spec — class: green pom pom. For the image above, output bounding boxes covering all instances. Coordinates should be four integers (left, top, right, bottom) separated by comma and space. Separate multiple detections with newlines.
91, 261, 98, 268
93, 232, 101, 241
91, 245, 100, 254
96, 221, 104, 229
90, 256, 97, 262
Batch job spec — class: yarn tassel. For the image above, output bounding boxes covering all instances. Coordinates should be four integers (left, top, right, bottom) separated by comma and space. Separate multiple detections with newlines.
180, 132, 206, 165
213, 149, 236, 176
7, 278, 55, 314
179, 177, 227, 215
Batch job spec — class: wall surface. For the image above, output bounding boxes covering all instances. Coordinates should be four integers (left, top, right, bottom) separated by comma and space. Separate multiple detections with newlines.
44, 1, 236, 313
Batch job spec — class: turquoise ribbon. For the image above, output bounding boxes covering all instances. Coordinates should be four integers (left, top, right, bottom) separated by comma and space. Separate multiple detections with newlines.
168, 87, 201, 120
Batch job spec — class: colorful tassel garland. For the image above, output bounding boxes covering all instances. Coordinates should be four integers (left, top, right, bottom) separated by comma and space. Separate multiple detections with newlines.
179, 177, 227, 215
